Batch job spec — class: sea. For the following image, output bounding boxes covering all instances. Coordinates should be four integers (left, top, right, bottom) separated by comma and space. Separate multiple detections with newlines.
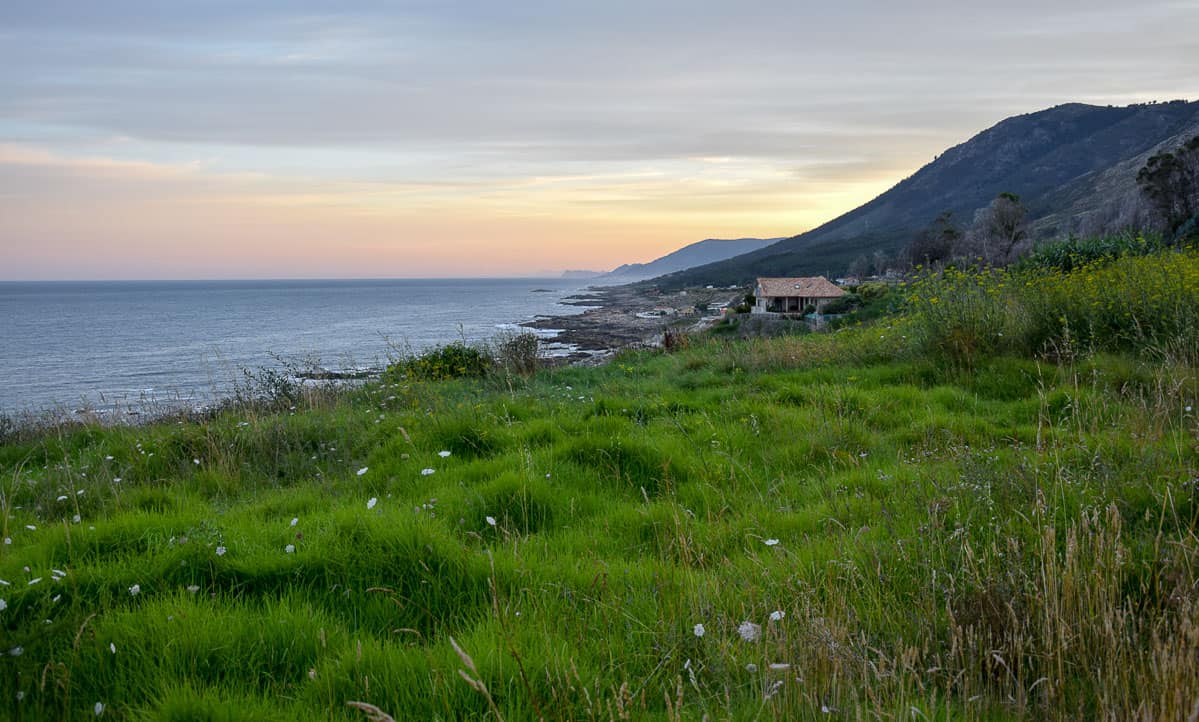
0, 278, 594, 417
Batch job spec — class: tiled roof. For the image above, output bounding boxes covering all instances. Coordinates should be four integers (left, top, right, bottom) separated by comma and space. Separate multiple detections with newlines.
755, 276, 845, 298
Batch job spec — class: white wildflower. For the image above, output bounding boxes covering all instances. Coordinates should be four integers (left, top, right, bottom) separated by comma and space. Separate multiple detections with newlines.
769, 610, 785, 622
128, 584, 140, 596
420, 468, 435, 476
56, 495, 68, 502
745, 663, 758, 672
693, 623, 705, 638
356, 467, 368, 476
737, 621, 761, 642
0, 579, 7, 586
215, 546, 227, 556
24, 525, 35, 531
763, 538, 779, 546
2, 538, 9, 545
95, 701, 104, 715
438, 450, 451, 457
105, 455, 114, 460
290, 517, 299, 527
109, 643, 116, 654
27, 578, 41, 586
367, 497, 378, 510
485, 516, 497, 527
768, 663, 790, 670
186, 585, 200, 593
9, 646, 23, 656
285, 544, 295, 554
72, 515, 81, 524
112, 477, 121, 483
192, 459, 200, 465
0, 599, 6, 611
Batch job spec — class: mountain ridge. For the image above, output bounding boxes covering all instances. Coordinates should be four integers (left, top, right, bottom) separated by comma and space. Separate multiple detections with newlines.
652, 100, 1199, 287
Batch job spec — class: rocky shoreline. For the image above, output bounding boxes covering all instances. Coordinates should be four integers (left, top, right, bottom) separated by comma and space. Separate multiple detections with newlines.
522, 282, 748, 364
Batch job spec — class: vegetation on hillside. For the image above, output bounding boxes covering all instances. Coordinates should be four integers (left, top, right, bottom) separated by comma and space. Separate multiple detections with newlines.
1, 244, 1198, 720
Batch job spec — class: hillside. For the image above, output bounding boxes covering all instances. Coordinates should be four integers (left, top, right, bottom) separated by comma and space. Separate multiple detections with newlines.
1, 244, 1197, 719
595, 237, 782, 283
656, 100, 1199, 287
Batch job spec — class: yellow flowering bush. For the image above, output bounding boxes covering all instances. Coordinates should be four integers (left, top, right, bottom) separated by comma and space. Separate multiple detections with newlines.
907, 247, 1199, 364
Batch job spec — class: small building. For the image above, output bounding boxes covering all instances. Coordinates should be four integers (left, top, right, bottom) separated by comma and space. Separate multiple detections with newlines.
753, 276, 845, 314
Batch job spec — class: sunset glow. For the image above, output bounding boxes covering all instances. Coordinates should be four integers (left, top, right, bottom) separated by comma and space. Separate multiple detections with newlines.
2, 1, 1196, 279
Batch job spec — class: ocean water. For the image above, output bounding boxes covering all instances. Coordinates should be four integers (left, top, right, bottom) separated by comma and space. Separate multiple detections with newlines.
0, 278, 591, 416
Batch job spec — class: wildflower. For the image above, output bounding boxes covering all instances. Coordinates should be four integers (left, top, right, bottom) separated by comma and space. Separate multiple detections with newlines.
15, 691, 24, 701
187, 585, 200, 593
109, 643, 116, 654
10, 646, 24, 656
746, 663, 758, 672
105, 455, 113, 460
738, 621, 761, 641
438, 450, 452, 458
693, 623, 705, 638
356, 467, 368, 476
763, 538, 780, 546
367, 497, 378, 510
112, 477, 121, 483
56, 495, 68, 502
0, 599, 6, 611
485, 516, 497, 527
215, 546, 227, 556
192, 459, 200, 465
72, 515, 81, 524
77, 489, 85, 495
420, 468, 435, 476
768, 663, 790, 670
24, 525, 35, 531
0, 579, 7, 586
290, 517, 299, 527
28, 578, 42, 586
95, 701, 104, 716
769, 610, 785, 622
2, 539, 9, 545
285, 544, 295, 554
128, 584, 140, 596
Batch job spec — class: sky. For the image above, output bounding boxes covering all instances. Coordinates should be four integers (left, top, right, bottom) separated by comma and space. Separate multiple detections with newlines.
1, 1, 1196, 280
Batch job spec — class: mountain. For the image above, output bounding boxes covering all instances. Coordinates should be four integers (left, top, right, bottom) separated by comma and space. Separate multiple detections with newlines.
596, 237, 782, 283
653, 100, 1199, 288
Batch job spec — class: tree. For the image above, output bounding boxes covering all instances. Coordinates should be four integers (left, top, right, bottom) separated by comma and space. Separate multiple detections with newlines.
872, 249, 889, 277
847, 254, 871, 278
960, 192, 1028, 265
908, 211, 961, 267
1137, 135, 1199, 237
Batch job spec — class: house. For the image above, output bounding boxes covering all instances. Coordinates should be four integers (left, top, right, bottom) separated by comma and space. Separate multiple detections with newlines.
753, 276, 845, 314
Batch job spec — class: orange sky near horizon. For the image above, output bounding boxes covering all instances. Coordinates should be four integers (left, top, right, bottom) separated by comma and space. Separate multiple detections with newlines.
2, 2, 1195, 280
1, 143, 907, 279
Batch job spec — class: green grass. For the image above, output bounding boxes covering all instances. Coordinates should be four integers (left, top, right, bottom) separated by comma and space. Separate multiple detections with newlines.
2, 256, 1198, 720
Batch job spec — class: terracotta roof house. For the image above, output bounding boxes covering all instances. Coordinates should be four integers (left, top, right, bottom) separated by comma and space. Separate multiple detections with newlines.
753, 276, 845, 314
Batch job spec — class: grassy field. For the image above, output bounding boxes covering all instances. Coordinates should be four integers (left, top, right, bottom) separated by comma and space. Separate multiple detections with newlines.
2, 247, 1198, 720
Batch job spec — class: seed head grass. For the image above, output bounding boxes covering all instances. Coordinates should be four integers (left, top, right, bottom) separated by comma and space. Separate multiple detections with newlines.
2, 245, 1198, 719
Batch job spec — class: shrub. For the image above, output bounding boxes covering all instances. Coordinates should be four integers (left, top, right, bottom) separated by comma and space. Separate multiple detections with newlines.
388, 342, 493, 381
821, 293, 860, 315
908, 247, 1199, 365
493, 331, 541, 376
1015, 232, 1167, 273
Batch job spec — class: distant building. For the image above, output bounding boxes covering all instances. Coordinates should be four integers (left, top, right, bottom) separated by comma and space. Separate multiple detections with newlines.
753, 276, 845, 314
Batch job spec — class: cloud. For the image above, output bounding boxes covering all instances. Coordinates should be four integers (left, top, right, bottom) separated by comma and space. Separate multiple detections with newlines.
0, 1, 1195, 278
